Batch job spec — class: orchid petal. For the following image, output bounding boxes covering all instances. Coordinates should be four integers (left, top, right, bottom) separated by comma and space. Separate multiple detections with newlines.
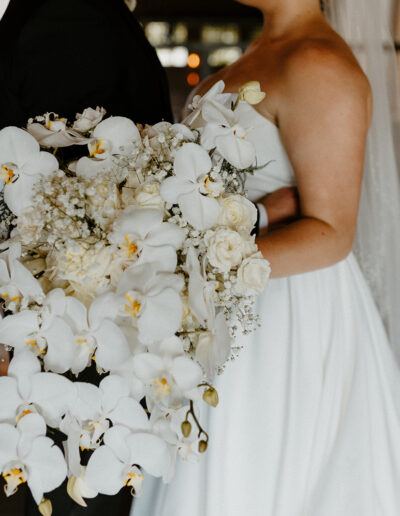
178, 190, 220, 231
108, 398, 150, 431
159, 176, 195, 205
0, 377, 22, 422
25, 436, 67, 504
215, 133, 256, 169
138, 290, 182, 344
99, 375, 129, 415
0, 310, 39, 350
0, 424, 19, 471
171, 356, 203, 392
85, 445, 125, 495
174, 143, 211, 182
0, 127, 38, 165
43, 317, 76, 373
93, 319, 130, 372
126, 433, 171, 479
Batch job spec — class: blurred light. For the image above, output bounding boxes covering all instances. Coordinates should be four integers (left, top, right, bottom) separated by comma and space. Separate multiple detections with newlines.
188, 53, 201, 69
187, 72, 200, 87
145, 22, 170, 46
201, 25, 240, 45
173, 23, 188, 44
208, 47, 243, 67
156, 47, 189, 68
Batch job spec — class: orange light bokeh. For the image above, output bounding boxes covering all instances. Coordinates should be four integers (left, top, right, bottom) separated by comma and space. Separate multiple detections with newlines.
187, 72, 200, 86
187, 53, 201, 69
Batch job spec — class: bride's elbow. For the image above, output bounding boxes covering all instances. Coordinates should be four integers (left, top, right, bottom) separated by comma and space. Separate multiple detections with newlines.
331, 228, 355, 264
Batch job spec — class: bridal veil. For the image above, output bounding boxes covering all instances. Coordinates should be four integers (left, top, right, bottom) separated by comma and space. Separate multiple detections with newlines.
324, 0, 400, 361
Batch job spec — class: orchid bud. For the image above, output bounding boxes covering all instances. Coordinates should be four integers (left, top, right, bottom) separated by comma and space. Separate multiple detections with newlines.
38, 498, 52, 516
181, 421, 192, 438
198, 440, 208, 453
238, 81, 266, 105
67, 472, 97, 507
202, 387, 219, 407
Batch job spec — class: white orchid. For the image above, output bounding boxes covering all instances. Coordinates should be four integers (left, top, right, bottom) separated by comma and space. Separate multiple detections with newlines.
116, 263, 184, 344
0, 244, 44, 312
184, 80, 229, 127
0, 351, 73, 427
27, 113, 89, 148
0, 413, 67, 504
61, 376, 151, 478
63, 292, 131, 374
76, 116, 141, 177
0, 127, 58, 215
160, 143, 221, 231
196, 311, 232, 379
201, 99, 256, 169
185, 247, 231, 377
132, 337, 203, 409
0, 289, 77, 373
85, 425, 172, 495
110, 207, 185, 272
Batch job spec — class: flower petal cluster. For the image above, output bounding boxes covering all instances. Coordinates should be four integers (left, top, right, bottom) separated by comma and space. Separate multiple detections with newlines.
0, 79, 271, 506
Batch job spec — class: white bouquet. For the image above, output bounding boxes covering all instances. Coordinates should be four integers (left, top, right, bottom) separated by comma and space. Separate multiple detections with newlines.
0, 81, 270, 512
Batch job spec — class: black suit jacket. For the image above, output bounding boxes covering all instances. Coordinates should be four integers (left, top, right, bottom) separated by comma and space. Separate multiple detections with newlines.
0, 0, 173, 128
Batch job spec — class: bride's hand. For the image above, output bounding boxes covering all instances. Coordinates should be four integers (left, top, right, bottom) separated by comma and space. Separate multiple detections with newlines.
259, 187, 299, 233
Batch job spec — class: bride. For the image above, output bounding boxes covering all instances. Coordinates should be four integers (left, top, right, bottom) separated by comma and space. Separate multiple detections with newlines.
133, 0, 400, 514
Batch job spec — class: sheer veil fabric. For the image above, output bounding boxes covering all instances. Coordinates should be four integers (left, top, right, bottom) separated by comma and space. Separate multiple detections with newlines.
324, 0, 400, 362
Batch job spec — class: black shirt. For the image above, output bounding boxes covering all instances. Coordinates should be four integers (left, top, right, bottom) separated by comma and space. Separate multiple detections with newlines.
0, 0, 173, 128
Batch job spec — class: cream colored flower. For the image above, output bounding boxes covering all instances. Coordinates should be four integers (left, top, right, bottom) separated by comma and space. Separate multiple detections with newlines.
234, 252, 271, 295
134, 181, 164, 209
205, 228, 244, 273
73, 107, 106, 133
47, 243, 113, 299
238, 81, 266, 105
217, 194, 257, 232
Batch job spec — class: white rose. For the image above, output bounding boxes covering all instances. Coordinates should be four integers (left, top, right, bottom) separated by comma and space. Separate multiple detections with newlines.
134, 181, 164, 209
234, 252, 271, 295
218, 194, 257, 232
73, 107, 106, 133
238, 81, 266, 105
205, 228, 244, 272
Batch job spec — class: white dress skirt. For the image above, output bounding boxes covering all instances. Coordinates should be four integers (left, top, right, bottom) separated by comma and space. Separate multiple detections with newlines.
131, 103, 400, 516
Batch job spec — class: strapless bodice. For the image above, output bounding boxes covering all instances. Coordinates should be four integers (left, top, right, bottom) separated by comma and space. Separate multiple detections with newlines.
234, 101, 296, 202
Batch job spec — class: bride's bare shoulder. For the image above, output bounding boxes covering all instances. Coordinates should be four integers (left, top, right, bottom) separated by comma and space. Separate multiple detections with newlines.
277, 33, 372, 111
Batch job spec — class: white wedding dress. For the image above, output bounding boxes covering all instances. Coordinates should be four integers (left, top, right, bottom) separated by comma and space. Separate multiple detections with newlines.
132, 101, 400, 516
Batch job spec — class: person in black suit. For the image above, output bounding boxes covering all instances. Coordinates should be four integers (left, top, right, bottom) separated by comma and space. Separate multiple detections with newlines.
0, 0, 172, 514
0, 0, 173, 128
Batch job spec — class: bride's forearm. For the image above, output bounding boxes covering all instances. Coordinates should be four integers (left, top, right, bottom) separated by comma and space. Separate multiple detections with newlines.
256, 217, 353, 278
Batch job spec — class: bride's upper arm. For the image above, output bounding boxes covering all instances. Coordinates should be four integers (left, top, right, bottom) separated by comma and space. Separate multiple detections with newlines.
277, 44, 372, 249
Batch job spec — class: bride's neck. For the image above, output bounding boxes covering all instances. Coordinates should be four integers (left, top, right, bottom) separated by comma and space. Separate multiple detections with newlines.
260, 0, 323, 41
